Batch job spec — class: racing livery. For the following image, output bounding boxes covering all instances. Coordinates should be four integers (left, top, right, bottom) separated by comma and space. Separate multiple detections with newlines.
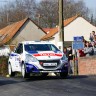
8, 41, 68, 78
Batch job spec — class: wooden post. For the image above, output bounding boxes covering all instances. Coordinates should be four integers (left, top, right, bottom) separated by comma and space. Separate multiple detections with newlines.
59, 0, 64, 51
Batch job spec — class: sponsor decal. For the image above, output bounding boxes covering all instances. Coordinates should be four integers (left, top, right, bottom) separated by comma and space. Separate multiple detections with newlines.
33, 53, 62, 57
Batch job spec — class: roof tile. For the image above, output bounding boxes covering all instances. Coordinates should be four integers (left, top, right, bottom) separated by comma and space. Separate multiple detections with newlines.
0, 18, 28, 45
0, 17, 46, 45
42, 28, 51, 33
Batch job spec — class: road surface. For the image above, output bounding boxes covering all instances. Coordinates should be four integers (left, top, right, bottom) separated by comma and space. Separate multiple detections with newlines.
0, 75, 96, 96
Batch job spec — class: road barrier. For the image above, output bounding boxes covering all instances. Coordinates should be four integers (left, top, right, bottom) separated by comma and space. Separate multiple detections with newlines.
78, 56, 96, 75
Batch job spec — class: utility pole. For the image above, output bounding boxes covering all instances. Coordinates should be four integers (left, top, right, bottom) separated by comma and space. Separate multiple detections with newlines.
59, 0, 64, 52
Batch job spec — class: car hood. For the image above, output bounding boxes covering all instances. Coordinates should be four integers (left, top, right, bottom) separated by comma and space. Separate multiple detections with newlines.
27, 51, 63, 60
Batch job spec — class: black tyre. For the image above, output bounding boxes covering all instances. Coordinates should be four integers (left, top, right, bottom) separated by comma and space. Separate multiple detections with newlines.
8, 63, 15, 77
60, 72, 68, 78
21, 64, 30, 78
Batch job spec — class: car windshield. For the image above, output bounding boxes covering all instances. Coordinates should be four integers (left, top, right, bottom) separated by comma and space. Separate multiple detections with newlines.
24, 44, 59, 52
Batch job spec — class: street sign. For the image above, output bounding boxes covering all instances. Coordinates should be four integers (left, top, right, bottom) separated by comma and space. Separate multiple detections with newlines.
72, 41, 84, 50
73, 36, 83, 41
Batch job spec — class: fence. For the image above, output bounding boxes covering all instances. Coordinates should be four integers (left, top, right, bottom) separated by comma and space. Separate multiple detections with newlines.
78, 56, 96, 75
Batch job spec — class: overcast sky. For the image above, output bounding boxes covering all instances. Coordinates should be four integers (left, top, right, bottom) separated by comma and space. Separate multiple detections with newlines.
75, 0, 96, 10
84, 0, 96, 10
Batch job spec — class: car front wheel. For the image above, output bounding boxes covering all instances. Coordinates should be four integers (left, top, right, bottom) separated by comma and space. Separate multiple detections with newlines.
21, 64, 30, 78
8, 63, 15, 77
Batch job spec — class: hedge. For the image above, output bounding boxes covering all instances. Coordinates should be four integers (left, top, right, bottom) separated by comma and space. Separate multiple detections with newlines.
0, 56, 8, 76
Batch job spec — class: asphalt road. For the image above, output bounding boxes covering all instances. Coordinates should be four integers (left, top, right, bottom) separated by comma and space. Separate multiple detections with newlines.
0, 75, 96, 96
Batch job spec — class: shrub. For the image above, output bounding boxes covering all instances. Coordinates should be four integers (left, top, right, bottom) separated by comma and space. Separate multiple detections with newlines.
0, 56, 8, 76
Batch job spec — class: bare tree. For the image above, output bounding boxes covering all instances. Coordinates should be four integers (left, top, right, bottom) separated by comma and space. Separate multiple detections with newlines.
0, 0, 37, 29
0, 0, 92, 29
63, 0, 89, 19
36, 0, 90, 28
23, 0, 37, 18
36, 0, 58, 28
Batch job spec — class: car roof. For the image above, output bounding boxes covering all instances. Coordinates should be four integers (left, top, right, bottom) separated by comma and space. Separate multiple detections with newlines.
20, 41, 52, 45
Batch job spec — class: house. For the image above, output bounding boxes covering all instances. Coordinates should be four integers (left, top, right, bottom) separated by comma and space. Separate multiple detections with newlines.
0, 18, 46, 46
0, 18, 46, 55
42, 28, 51, 34
41, 15, 96, 49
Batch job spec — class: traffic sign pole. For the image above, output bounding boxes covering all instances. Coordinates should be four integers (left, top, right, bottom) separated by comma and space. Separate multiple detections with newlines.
72, 36, 84, 75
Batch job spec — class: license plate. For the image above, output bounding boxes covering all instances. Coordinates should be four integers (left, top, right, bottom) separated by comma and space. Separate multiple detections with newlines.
43, 63, 57, 66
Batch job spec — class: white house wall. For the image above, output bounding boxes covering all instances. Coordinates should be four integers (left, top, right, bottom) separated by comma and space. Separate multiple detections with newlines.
45, 17, 96, 49
64, 17, 96, 41
48, 32, 62, 50
54, 32, 60, 48
11, 20, 45, 45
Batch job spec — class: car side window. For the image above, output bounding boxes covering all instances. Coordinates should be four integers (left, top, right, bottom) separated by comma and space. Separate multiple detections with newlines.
15, 44, 23, 54
50, 45, 56, 51
48, 44, 59, 51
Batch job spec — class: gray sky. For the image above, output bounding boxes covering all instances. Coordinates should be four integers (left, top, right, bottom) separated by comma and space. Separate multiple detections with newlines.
75, 0, 96, 10
84, 0, 96, 10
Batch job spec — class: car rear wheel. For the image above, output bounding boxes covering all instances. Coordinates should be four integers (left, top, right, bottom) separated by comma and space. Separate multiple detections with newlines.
8, 63, 15, 77
21, 64, 30, 78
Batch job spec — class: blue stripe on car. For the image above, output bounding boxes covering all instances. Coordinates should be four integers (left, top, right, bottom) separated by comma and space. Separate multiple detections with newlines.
27, 51, 38, 54
25, 63, 39, 73
10, 54, 17, 56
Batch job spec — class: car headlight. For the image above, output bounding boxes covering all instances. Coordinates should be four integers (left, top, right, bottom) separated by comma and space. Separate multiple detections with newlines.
61, 54, 68, 62
25, 54, 38, 62
61, 54, 67, 60
60, 54, 68, 67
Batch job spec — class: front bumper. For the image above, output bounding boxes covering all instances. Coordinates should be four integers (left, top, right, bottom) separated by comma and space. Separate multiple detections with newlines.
25, 62, 68, 73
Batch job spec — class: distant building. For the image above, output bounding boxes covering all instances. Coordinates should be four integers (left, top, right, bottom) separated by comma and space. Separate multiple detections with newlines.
0, 18, 46, 46
0, 18, 46, 55
41, 15, 96, 48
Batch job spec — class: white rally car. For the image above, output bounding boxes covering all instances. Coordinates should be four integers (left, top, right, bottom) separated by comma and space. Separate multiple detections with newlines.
8, 41, 68, 78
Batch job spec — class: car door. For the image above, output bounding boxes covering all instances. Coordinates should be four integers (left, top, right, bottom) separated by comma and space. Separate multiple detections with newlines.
14, 43, 23, 71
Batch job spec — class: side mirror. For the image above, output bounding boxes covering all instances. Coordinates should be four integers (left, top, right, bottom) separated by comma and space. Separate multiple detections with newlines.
8, 53, 10, 56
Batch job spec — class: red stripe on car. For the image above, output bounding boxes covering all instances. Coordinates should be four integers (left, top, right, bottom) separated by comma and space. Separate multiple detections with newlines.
33, 53, 62, 57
